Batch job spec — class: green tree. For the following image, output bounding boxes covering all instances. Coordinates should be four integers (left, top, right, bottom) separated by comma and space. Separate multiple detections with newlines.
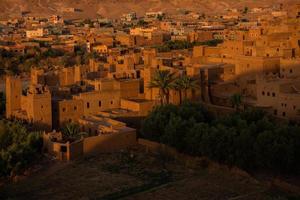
179, 75, 199, 101
172, 78, 184, 104
230, 93, 243, 111
141, 104, 178, 140
137, 19, 148, 27
0, 120, 42, 176
148, 70, 176, 104
184, 122, 210, 155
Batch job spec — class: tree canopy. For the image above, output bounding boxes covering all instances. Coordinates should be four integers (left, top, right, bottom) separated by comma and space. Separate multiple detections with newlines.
0, 120, 42, 176
141, 102, 300, 174
155, 39, 223, 52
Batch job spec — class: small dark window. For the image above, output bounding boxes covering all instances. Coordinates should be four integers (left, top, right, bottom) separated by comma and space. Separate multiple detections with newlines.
61, 146, 67, 152
262, 91, 265, 96
290, 69, 293, 73
267, 92, 270, 96
111, 101, 113, 105
63, 108, 66, 112
41, 105, 43, 109
99, 101, 102, 107
293, 105, 296, 110
282, 112, 286, 117
87, 102, 90, 108
272, 92, 276, 97
74, 106, 77, 111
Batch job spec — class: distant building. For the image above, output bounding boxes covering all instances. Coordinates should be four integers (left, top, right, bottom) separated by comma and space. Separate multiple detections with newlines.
26, 28, 44, 38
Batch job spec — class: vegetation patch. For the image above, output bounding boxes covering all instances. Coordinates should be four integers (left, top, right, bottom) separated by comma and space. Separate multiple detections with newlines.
141, 102, 300, 174
155, 39, 223, 52
0, 120, 42, 177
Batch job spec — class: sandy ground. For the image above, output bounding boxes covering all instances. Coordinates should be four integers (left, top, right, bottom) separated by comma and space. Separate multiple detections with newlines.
0, 145, 297, 200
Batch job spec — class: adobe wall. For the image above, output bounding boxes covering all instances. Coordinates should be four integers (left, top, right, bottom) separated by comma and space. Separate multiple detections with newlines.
95, 35, 114, 47
120, 99, 155, 116
83, 131, 137, 155
115, 34, 135, 47
220, 41, 245, 57
138, 138, 210, 169
204, 47, 221, 56
59, 68, 72, 86
43, 132, 84, 161
277, 94, 300, 119
280, 59, 300, 78
68, 140, 84, 160
74, 90, 121, 115
118, 79, 140, 99
5, 76, 22, 118
52, 99, 84, 128
201, 102, 236, 116
23, 91, 52, 130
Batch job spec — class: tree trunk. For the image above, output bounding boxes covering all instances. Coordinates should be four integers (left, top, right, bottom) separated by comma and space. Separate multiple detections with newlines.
179, 90, 182, 104
163, 89, 170, 104
159, 89, 164, 105
166, 91, 170, 104
184, 89, 187, 101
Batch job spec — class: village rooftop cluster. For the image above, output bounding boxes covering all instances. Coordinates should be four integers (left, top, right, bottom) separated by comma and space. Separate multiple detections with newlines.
2, 3, 300, 160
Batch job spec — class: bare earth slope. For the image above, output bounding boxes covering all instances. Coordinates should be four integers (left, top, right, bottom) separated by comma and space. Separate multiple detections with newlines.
1, 147, 295, 200
0, 0, 297, 19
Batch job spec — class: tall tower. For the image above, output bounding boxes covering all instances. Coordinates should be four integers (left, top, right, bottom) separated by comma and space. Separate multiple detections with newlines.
5, 76, 22, 119
144, 67, 159, 101
26, 85, 52, 131
143, 48, 156, 67
31, 68, 45, 85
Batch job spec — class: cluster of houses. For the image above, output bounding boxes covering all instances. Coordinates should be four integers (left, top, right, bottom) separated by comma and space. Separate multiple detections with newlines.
3, 3, 300, 160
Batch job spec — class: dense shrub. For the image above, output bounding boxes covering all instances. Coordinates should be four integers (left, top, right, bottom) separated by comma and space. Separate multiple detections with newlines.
0, 46, 93, 75
141, 103, 300, 174
156, 39, 223, 52
0, 120, 42, 176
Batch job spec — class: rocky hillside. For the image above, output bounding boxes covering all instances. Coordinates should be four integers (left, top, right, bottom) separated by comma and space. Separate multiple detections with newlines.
0, 0, 297, 19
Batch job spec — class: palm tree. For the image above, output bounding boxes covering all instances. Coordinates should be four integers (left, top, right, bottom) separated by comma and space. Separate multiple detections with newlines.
179, 75, 199, 101
172, 78, 184, 104
62, 122, 87, 142
230, 93, 243, 111
148, 70, 176, 104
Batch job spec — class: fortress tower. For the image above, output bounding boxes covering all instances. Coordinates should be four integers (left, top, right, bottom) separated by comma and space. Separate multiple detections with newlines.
5, 76, 22, 119
25, 85, 52, 131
